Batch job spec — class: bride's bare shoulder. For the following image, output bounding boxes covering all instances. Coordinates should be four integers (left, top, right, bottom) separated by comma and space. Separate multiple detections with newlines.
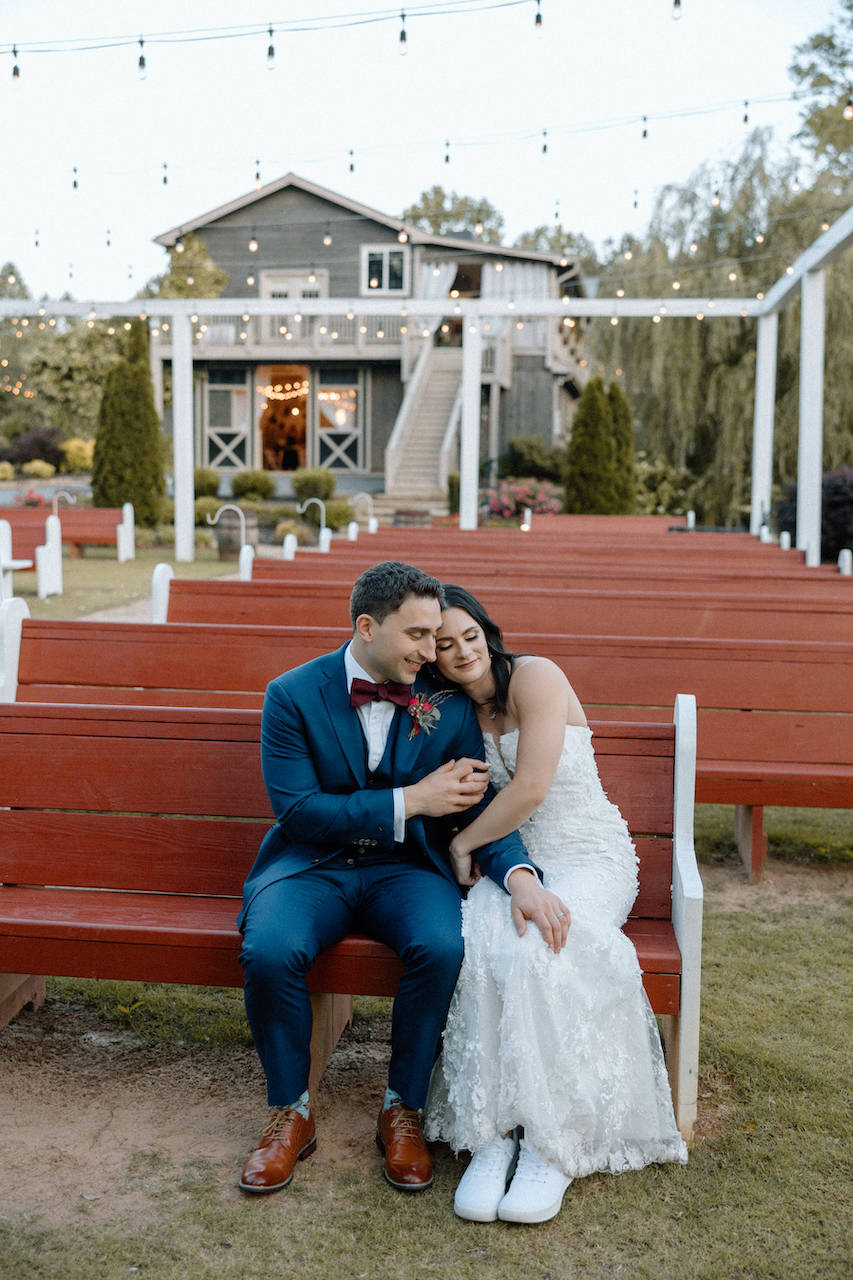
509, 657, 587, 727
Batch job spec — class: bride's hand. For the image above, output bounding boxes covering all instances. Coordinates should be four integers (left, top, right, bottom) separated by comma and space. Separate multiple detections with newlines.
449, 833, 482, 887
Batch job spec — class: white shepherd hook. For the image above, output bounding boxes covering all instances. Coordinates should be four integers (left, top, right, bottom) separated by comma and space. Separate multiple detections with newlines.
52, 490, 77, 516
350, 491, 379, 533
206, 503, 246, 542
297, 498, 332, 552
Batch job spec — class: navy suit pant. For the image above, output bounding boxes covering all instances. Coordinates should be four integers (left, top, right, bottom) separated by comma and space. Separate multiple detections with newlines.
239, 860, 464, 1109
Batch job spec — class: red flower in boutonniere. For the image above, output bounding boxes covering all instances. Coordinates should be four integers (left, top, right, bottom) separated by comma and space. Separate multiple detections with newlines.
407, 689, 453, 739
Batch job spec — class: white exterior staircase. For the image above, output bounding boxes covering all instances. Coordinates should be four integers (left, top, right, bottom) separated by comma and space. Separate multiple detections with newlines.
382, 346, 462, 516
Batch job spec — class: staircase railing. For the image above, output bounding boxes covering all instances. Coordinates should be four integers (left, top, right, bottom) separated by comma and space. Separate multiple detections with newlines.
384, 340, 433, 492
438, 384, 463, 492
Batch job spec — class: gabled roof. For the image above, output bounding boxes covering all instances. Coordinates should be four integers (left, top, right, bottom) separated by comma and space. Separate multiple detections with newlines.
153, 171, 577, 273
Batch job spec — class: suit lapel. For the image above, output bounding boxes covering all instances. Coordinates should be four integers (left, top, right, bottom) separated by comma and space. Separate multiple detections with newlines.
389, 678, 428, 782
318, 646, 367, 787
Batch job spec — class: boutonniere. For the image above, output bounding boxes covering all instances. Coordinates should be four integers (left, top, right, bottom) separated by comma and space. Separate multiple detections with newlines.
407, 689, 453, 739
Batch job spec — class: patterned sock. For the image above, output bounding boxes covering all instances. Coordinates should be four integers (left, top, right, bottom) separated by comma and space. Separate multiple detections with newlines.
274, 1090, 310, 1118
383, 1087, 405, 1112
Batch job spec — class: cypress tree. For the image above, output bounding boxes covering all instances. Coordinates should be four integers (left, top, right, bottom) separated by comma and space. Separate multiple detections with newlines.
563, 376, 619, 514
608, 380, 637, 514
92, 322, 165, 526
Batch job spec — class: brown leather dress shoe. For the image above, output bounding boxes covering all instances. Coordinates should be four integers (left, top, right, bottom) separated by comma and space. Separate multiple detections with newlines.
376, 1104, 433, 1191
239, 1108, 317, 1194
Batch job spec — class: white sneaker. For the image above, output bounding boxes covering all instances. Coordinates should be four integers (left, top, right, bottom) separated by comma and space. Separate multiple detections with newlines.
497, 1139, 571, 1224
453, 1134, 519, 1222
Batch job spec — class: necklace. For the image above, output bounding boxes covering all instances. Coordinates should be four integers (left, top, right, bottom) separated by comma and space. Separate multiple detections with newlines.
475, 698, 498, 721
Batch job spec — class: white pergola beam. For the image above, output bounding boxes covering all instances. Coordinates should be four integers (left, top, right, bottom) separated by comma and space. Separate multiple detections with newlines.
797, 270, 826, 568
762, 204, 853, 316
750, 312, 779, 536
459, 322, 483, 532
171, 314, 195, 562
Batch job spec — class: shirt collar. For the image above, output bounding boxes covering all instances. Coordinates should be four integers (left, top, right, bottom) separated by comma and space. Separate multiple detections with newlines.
344, 642, 378, 691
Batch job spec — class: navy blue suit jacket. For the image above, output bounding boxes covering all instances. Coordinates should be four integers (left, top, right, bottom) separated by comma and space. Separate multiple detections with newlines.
240, 644, 535, 922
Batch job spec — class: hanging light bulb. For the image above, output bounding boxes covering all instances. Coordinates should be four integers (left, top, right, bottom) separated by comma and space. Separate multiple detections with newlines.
175, 232, 185, 253
186, 275, 194, 285
541, 129, 548, 155
623, 249, 632, 261
755, 232, 765, 244
792, 174, 800, 192
308, 267, 317, 284
72, 166, 79, 191
534, 0, 542, 29
641, 116, 648, 140
689, 241, 698, 254
821, 220, 830, 232
474, 219, 484, 236
444, 139, 451, 164
349, 149, 355, 173
267, 26, 275, 70
843, 96, 853, 122
633, 188, 639, 210
672, 280, 681, 291
34, 228, 39, 248
616, 287, 625, 298
162, 161, 168, 186
399, 10, 407, 54
743, 100, 749, 126
323, 225, 333, 247
106, 228, 111, 248
12, 45, 20, 79
672, 0, 682, 17
728, 270, 737, 282
137, 37, 147, 80
246, 275, 255, 286
711, 189, 721, 207
397, 228, 408, 243
255, 159, 261, 189
248, 232, 259, 253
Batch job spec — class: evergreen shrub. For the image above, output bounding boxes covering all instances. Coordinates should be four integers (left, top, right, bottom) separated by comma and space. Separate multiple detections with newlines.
193, 496, 222, 526
60, 438, 94, 472
21, 460, 56, 478
231, 469, 275, 500
775, 466, 853, 562
563, 377, 619, 514
3, 426, 65, 470
91, 322, 166, 526
274, 519, 314, 546
0, 460, 13, 481
608, 382, 636, 514
194, 467, 220, 497
324, 498, 356, 530
503, 436, 564, 482
290, 467, 336, 505
634, 452, 696, 516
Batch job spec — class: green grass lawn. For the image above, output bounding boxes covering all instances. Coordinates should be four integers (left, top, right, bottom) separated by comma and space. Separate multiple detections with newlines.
15, 544, 237, 620
1, 890, 850, 1280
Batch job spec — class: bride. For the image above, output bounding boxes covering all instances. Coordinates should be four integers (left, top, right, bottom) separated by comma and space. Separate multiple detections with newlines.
425, 584, 687, 1224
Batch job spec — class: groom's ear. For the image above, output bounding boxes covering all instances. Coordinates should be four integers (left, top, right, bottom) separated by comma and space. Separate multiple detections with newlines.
354, 613, 376, 643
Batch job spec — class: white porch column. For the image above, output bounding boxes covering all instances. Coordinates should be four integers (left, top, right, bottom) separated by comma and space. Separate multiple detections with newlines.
459, 322, 483, 531
171, 313, 195, 563
487, 380, 501, 484
797, 270, 826, 567
749, 312, 778, 535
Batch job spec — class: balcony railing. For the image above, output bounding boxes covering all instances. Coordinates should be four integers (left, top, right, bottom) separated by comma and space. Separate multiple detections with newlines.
152, 313, 405, 353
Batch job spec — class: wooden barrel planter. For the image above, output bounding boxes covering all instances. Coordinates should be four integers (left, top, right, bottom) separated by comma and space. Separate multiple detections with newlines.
214, 509, 259, 560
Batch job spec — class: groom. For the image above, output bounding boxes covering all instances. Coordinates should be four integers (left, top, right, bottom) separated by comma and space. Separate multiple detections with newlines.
238, 561, 549, 1195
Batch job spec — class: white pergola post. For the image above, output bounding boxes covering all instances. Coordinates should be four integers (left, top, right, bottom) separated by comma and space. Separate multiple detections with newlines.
797, 270, 826, 567
171, 312, 195, 563
459, 322, 483, 531
749, 312, 778, 535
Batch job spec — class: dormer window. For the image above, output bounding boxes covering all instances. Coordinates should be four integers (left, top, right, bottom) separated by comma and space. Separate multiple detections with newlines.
360, 244, 410, 296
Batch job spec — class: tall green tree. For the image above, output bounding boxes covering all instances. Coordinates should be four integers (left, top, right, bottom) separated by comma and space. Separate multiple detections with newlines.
401, 186, 505, 242
790, 0, 853, 181
563, 377, 619, 514
92, 323, 165, 525
608, 381, 636, 513
140, 231, 229, 299
26, 322, 126, 438
513, 225, 601, 275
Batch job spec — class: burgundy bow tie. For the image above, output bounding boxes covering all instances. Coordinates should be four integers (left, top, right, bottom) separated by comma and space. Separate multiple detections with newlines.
349, 677, 412, 709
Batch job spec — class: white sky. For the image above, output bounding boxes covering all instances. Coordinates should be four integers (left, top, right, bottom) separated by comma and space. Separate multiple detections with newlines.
1, 0, 842, 301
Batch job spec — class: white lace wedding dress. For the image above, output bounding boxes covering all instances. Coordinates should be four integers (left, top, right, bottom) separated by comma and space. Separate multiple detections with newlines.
425, 725, 688, 1178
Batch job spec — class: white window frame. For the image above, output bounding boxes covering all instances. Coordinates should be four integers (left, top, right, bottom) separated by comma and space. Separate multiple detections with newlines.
359, 244, 411, 297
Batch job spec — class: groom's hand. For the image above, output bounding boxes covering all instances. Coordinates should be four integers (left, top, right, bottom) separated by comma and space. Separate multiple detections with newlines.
403, 759, 490, 818
507, 868, 571, 954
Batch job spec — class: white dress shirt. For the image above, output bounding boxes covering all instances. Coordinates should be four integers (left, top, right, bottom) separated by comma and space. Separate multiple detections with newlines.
344, 644, 407, 842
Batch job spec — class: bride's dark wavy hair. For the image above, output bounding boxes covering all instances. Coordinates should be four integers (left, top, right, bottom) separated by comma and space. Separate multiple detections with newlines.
439, 583, 519, 715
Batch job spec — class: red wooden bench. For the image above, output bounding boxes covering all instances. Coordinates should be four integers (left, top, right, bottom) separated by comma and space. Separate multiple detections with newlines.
4, 606, 850, 881
0, 698, 701, 1137
0, 504, 135, 561
156, 573, 853, 642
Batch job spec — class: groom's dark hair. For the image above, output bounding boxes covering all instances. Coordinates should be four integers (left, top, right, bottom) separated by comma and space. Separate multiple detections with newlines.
350, 561, 443, 628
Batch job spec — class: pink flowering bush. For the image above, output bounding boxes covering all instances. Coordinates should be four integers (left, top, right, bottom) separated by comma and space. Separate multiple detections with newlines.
482, 477, 563, 520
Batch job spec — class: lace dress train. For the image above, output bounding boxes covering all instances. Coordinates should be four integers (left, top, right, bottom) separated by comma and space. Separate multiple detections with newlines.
425, 726, 688, 1178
